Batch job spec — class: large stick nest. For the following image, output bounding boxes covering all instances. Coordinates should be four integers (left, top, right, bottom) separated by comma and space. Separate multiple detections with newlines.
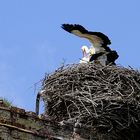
41, 63, 140, 139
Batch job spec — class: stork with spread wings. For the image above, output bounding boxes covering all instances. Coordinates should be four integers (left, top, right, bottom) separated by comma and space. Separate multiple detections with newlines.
61, 24, 119, 65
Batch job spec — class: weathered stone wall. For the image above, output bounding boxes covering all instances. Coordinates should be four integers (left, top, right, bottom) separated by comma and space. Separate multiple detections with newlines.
0, 100, 84, 140
0, 126, 46, 140
0, 100, 49, 139
0, 101, 57, 139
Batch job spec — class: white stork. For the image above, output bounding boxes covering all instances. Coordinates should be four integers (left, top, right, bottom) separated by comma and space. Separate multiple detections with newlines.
61, 24, 119, 65
79, 45, 90, 63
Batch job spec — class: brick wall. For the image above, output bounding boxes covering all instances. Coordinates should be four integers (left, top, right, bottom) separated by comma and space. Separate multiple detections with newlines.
0, 100, 85, 140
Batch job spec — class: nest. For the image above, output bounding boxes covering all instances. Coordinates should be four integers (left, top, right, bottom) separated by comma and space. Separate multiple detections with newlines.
41, 63, 140, 139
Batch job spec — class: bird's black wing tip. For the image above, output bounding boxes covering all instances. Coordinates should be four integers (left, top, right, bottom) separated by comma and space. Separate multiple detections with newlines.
61, 23, 88, 34
61, 24, 65, 30
61, 24, 75, 33
61, 23, 67, 28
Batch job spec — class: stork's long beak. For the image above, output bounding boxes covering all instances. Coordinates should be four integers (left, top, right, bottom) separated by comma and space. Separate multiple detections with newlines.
82, 48, 86, 58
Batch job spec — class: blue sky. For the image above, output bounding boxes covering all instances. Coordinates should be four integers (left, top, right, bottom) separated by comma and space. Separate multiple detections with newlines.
0, 0, 140, 112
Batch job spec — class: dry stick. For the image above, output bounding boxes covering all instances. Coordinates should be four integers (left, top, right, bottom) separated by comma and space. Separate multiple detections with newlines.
67, 100, 81, 116
78, 98, 92, 116
41, 63, 140, 135
64, 100, 71, 119
132, 77, 140, 90
128, 85, 135, 97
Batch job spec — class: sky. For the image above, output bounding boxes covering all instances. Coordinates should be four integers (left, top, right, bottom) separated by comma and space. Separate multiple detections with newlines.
0, 0, 140, 113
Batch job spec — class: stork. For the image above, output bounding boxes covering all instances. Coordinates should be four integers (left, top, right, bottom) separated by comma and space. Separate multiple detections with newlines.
79, 45, 90, 63
61, 24, 119, 65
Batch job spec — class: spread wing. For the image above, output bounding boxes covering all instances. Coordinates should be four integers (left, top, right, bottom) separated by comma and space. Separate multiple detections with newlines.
61, 24, 111, 51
